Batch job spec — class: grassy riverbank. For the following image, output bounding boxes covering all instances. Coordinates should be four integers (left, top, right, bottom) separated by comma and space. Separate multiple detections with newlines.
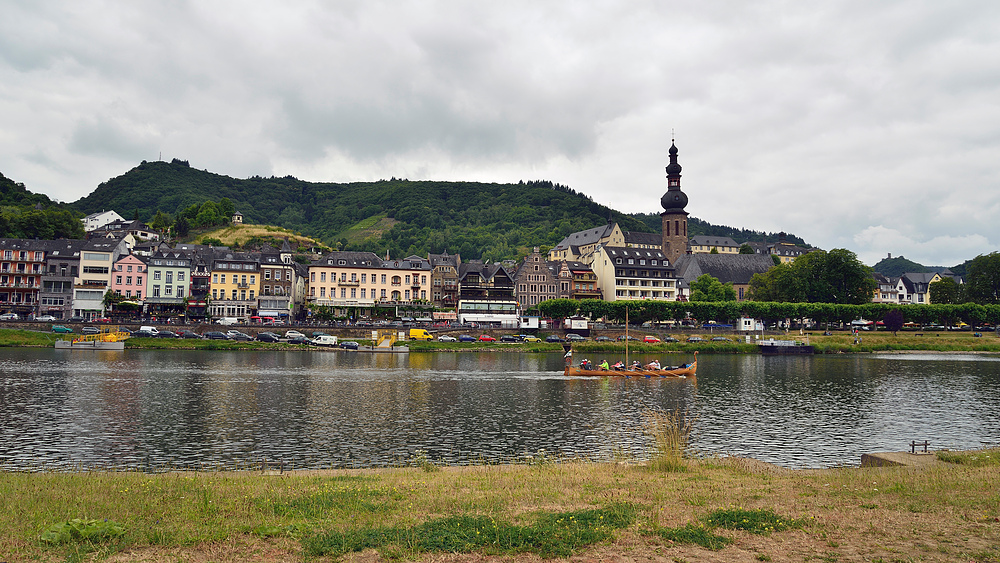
5, 328, 1000, 354
2, 449, 997, 562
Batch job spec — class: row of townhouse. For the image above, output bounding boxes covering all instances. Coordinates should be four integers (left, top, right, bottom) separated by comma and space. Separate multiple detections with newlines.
0, 236, 307, 321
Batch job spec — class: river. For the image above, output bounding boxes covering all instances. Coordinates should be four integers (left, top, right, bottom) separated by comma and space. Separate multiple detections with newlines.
1, 348, 997, 470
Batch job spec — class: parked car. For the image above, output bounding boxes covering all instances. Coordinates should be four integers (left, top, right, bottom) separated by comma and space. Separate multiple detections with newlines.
51, 325, 73, 334
94, 317, 111, 323
35, 315, 57, 322
617, 334, 639, 342
256, 332, 280, 342
545, 335, 564, 343
594, 335, 613, 342
156, 331, 178, 338
81, 326, 100, 335
227, 330, 253, 341
311, 331, 328, 338
522, 336, 542, 343
0, 312, 19, 321
500, 335, 521, 342
478, 335, 496, 342
286, 336, 312, 345
643, 335, 661, 343
132, 329, 158, 338
340, 340, 360, 350
661, 336, 678, 342
687, 336, 704, 343
711, 336, 731, 342
437, 335, 457, 342
285, 330, 306, 339
203, 331, 230, 340
458, 334, 477, 342
178, 330, 203, 339
67, 316, 85, 323
566, 333, 586, 342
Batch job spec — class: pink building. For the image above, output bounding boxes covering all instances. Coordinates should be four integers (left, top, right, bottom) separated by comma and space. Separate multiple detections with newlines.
110, 254, 147, 302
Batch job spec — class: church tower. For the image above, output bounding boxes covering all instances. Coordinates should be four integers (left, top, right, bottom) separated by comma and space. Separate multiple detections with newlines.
660, 140, 688, 266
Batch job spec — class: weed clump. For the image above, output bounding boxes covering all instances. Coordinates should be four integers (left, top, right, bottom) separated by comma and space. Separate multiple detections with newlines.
644, 409, 695, 472
39, 518, 124, 544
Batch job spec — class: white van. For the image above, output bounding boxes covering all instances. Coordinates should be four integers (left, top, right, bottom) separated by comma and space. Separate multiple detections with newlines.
216, 317, 239, 326
139, 325, 159, 335
311, 335, 339, 346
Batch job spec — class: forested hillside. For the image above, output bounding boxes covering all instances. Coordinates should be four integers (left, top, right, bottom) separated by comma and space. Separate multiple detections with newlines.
0, 172, 84, 239
71, 160, 655, 260
70, 159, 811, 261
871, 255, 931, 277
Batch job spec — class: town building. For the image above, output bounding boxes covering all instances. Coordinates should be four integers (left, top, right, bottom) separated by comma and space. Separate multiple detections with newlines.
0, 239, 47, 318
144, 249, 192, 319
39, 240, 85, 319
587, 246, 677, 301
258, 242, 298, 320
73, 237, 129, 319
457, 261, 517, 325
514, 248, 561, 308
689, 236, 739, 254
82, 210, 125, 232
109, 254, 147, 301
209, 249, 260, 319
428, 252, 461, 308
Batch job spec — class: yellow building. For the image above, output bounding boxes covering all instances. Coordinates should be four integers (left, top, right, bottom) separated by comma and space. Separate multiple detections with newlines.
689, 236, 740, 254
209, 250, 260, 319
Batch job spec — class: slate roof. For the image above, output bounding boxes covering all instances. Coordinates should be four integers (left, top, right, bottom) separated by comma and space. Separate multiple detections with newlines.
551, 223, 617, 251
690, 235, 739, 248
672, 254, 775, 288
623, 231, 661, 247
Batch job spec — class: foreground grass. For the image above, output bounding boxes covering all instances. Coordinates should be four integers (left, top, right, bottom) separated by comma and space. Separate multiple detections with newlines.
2, 452, 998, 562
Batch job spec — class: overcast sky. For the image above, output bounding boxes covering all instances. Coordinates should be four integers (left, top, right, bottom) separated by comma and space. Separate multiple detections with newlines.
2, 1, 999, 267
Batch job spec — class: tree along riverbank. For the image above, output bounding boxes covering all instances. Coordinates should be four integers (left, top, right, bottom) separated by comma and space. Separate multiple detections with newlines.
4, 328, 1000, 354
2, 449, 997, 563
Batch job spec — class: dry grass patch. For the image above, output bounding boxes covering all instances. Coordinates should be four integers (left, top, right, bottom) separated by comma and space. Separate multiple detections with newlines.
1, 460, 997, 562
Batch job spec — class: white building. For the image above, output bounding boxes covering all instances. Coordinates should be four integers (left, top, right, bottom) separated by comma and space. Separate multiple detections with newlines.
82, 210, 125, 232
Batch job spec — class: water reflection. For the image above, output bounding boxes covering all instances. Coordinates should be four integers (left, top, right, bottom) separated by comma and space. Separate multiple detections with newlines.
0, 349, 997, 470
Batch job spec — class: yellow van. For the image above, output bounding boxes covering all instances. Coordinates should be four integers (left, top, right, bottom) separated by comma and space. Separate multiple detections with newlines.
409, 328, 433, 341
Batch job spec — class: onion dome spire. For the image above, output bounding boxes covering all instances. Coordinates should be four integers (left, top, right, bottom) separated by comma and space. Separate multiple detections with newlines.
660, 140, 688, 212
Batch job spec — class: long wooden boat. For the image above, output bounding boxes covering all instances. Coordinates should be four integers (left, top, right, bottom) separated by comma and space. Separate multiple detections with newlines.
564, 352, 697, 378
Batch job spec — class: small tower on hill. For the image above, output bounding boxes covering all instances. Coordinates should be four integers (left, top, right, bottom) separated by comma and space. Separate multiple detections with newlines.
660, 140, 688, 265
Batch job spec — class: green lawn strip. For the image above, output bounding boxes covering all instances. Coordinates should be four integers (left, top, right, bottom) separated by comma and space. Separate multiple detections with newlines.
935, 448, 1000, 467
303, 503, 637, 558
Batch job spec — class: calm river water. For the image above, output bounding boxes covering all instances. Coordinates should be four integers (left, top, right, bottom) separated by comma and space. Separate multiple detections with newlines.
1, 348, 998, 470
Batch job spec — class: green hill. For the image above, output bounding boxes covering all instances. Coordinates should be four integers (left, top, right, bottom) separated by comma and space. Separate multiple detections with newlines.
69, 159, 809, 261
0, 172, 84, 239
